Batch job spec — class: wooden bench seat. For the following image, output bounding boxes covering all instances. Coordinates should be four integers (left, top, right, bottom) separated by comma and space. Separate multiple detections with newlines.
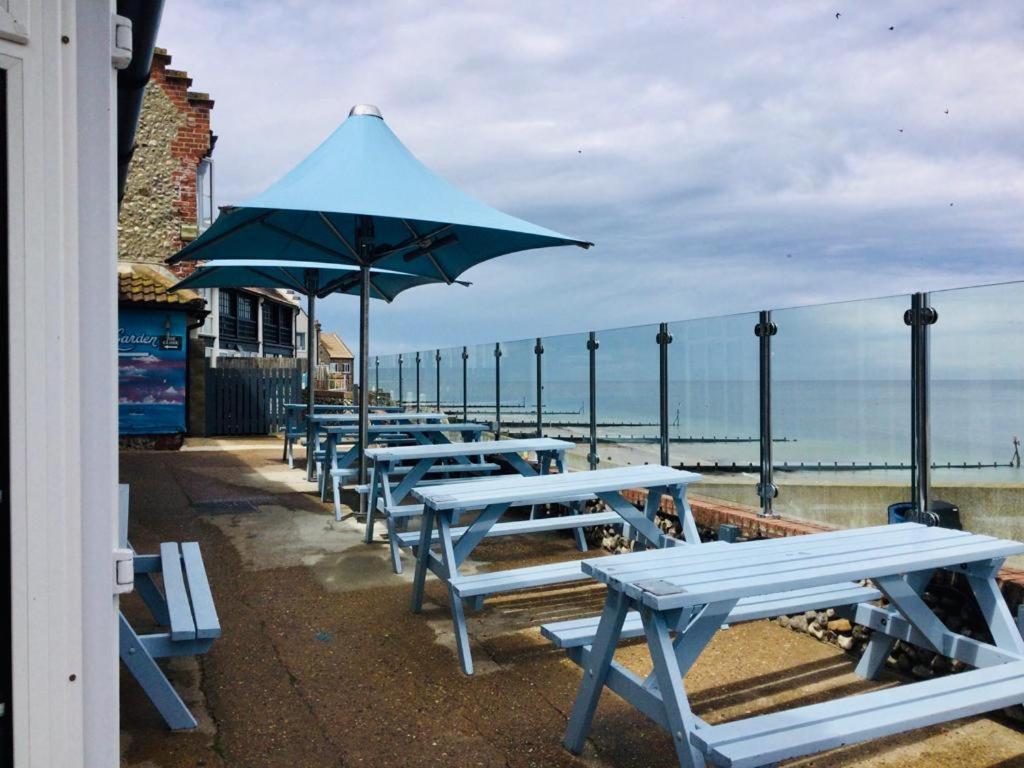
541, 582, 882, 648
691, 660, 1024, 767
339, 461, 502, 487
119, 486, 221, 730
453, 559, 592, 600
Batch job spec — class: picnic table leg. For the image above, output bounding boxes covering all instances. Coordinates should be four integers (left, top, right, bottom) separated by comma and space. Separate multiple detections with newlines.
363, 465, 383, 533
119, 614, 197, 730
435, 511, 474, 674
667, 484, 700, 545
641, 607, 707, 768
855, 569, 933, 679
135, 573, 171, 627
410, 505, 436, 614
571, 500, 588, 552
530, 451, 553, 520
564, 590, 630, 754
282, 411, 291, 462
966, 565, 1024, 656
319, 433, 337, 501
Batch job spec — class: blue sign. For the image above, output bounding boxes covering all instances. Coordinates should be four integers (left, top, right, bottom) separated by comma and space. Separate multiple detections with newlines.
118, 308, 188, 435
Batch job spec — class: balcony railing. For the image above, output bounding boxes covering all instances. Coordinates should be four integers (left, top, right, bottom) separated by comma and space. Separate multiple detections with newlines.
372, 280, 1024, 540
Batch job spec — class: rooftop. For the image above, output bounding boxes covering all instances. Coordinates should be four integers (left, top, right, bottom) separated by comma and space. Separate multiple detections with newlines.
117, 262, 205, 310
319, 331, 353, 360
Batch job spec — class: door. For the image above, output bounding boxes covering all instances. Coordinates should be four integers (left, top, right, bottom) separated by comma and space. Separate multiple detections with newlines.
1, 65, 13, 767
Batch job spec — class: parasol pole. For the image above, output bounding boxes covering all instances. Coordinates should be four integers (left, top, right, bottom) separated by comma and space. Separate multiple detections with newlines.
305, 270, 318, 481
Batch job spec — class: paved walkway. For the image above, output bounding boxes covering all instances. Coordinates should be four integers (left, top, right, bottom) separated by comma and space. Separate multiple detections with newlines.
119, 438, 1024, 768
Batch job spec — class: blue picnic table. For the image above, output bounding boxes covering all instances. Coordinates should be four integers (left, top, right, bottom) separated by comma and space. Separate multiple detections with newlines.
361, 437, 576, 571
304, 411, 448, 480
318, 421, 488, 499
281, 402, 401, 467
410, 465, 702, 674
547, 522, 1024, 768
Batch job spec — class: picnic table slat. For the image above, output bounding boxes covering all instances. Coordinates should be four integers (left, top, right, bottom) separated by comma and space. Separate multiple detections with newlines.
693, 660, 1024, 767
585, 523, 962, 588
365, 437, 574, 462
415, 465, 701, 511
629, 533, 1023, 610
180, 542, 221, 640
159, 543, 196, 642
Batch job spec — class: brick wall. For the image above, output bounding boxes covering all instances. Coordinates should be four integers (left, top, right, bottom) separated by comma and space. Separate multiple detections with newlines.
118, 47, 215, 276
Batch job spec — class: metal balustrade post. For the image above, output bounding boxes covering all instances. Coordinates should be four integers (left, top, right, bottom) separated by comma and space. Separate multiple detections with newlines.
397, 354, 404, 409
906, 292, 937, 517
587, 332, 599, 470
755, 311, 778, 517
657, 322, 673, 466
461, 346, 468, 423
415, 351, 421, 411
374, 356, 379, 405
494, 342, 502, 439
535, 337, 544, 438
435, 349, 441, 411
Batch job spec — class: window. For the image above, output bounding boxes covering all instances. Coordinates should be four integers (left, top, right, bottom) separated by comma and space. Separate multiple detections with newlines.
296, 332, 306, 348
342, 361, 352, 373
237, 295, 254, 321
196, 158, 214, 232
261, 302, 295, 351
217, 290, 257, 343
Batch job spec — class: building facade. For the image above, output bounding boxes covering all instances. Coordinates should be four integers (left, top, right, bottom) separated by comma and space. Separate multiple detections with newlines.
318, 330, 355, 393
119, 47, 299, 365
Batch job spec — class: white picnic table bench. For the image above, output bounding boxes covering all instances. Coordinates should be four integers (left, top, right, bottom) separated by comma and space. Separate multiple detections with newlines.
547, 522, 1024, 768
118, 486, 221, 730
410, 465, 702, 674
319, 421, 488, 499
360, 437, 576, 571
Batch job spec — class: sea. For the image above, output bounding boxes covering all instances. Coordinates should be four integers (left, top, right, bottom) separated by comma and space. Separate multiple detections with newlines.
461, 378, 1024, 485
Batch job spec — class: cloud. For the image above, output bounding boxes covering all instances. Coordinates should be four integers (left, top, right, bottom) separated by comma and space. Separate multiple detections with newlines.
157, 0, 1024, 359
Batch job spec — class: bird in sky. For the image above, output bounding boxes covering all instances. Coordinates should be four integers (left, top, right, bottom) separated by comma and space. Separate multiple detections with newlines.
835, 12, 841, 19
889, 25, 895, 31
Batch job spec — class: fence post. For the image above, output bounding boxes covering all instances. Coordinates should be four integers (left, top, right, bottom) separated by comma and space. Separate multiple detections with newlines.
435, 349, 441, 411
657, 322, 673, 466
461, 346, 468, 423
906, 292, 937, 517
587, 331, 599, 470
415, 351, 421, 410
374, 356, 379, 404
494, 342, 502, 439
755, 310, 778, 517
534, 337, 544, 438
398, 353, 404, 409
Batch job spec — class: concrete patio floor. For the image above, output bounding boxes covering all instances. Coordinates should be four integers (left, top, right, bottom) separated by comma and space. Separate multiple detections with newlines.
119, 438, 1024, 768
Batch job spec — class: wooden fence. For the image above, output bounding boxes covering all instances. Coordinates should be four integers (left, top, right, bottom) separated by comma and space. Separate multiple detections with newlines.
205, 358, 302, 435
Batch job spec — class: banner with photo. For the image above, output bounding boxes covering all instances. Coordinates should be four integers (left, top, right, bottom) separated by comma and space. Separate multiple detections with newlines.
118, 308, 187, 435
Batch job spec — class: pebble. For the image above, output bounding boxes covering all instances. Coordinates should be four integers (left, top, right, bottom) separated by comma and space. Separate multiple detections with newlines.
827, 619, 852, 633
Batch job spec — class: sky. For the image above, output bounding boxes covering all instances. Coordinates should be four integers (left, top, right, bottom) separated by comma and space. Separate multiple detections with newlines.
157, 1, 1024, 357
